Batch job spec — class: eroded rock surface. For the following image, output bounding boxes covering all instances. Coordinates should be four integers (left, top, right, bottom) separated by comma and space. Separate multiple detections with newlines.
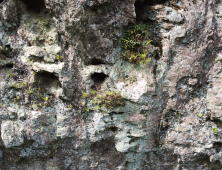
0, 0, 222, 169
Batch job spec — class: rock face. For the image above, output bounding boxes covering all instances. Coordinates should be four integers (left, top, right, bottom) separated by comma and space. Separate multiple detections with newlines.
0, 0, 222, 169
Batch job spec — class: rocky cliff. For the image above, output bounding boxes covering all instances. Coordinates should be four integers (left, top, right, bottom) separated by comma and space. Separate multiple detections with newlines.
0, 0, 222, 169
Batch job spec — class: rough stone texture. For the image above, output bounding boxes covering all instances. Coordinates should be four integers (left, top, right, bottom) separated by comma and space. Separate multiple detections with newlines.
1, 0, 222, 169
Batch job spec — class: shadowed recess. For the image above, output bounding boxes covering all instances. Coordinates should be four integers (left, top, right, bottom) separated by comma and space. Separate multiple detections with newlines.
88, 58, 105, 65
135, 0, 168, 22
21, 0, 46, 13
91, 72, 108, 83
35, 71, 60, 94
135, 0, 168, 6
5, 63, 13, 68
0, 0, 3, 3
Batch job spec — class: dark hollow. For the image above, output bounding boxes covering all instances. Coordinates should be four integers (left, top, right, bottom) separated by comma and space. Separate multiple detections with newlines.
135, 0, 168, 22
91, 73, 108, 83
35, 71, 59, 93
109, 126, 118, 132
21, 0, 46, 13
0, 0, 3, 3
5, 63, 13, 68
135, 0, 167, 6
89, 58, 105, 65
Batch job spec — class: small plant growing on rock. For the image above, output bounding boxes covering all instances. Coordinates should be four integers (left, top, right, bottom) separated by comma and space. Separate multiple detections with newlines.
213, 127, 218, 133
81, 92, 88, 98
20, 82, 27, 87
91, 90, 125, 109
26, 90, 33, 94
10, 73, 13, 77
42, 96, 49, 102
197, 113, 203, 118
80, 90, 125, 112
56, 55, 63, 62
121, 24, 152, 64
93, 105, 100, 110
14, 96, 19, 100
33, 104, 38, 109
13, 83, 19, 88
90, 90, 97, 95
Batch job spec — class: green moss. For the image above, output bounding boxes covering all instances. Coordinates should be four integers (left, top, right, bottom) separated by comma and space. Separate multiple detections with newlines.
27, 90, 33, 94
13, 83, 18, 88
56, 55, 63, 61
197, 113, 203, 118
42, 96, 49, 102
90, 90, 97, 94
81, 90, 125, 112
81, 92, 88, 98
33, 104, 38, 109
212, 127, 218, 133
92, 90, 125, 109
93, 105, 100, 110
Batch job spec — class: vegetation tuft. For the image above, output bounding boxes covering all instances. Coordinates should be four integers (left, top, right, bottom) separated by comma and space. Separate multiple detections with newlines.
121, 24, 152, 64
81, 90, 125, 111
93, 90, 125, 109
212, 127, 218, 133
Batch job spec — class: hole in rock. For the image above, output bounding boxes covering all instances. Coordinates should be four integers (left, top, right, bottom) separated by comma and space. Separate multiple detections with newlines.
5, 63, 13, 68
135, 0, 167, 6
0, 0, 3, 3
21, 0, 46, 13
135, 0, 168, 22
88, 58, 105, 65
109, 126, 118, 132
91, 72, 108, 84
214, 142, 222, 153
35, 71, 60, 94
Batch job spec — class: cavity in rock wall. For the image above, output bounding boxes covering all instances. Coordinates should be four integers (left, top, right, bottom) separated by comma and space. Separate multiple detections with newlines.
21, 0, 46, 13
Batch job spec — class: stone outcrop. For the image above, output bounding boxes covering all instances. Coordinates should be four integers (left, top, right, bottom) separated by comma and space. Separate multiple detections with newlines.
0, 0, 222, 169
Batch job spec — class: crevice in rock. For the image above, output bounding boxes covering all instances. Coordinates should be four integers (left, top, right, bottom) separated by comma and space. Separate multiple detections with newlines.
35, 71, 60, 94
135, 0, 168, 22
107, 126, 118, 133
28, 56, 44, 63
88, 58, 105, 65
135, 0, 167, 7
91, 73, 107, 83
91, 72, 108, 91
214, 142, 222, 153
210, 118, 222, 127
153, 52, 160, 93
5, 63, 13, 69
21, 0, 46, 13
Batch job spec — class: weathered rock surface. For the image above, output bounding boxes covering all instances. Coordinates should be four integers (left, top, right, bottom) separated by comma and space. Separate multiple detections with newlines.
0, 0, 222, 169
